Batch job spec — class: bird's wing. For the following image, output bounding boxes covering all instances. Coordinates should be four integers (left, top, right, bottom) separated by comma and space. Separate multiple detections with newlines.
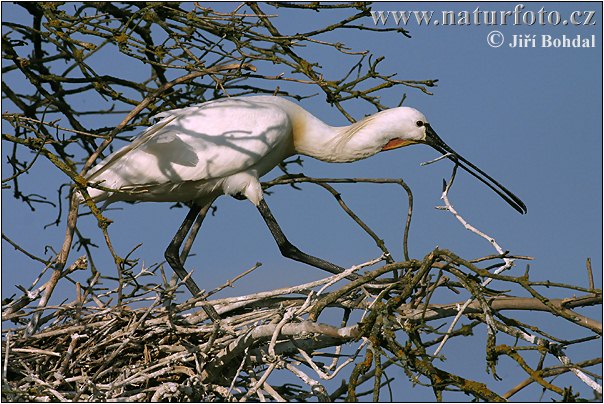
87, 98, 293, 191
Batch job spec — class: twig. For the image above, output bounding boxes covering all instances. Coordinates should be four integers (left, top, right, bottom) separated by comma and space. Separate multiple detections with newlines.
420, 153, 454, 166
474, 310, 602, 394
240, 362, 278, 402
24, 252, 87, 336
205, 262, 263, 299
2, 233, 51, 265
556, 350, 602, 394
262, 381, 287, 402
151, 382, 179, 402
285, 363, 330, 401
3, 332, 10, 380
502, 358, 602, 399
433, 166, 514, 356
586, 258, 595, 291
227, 347, 250, 400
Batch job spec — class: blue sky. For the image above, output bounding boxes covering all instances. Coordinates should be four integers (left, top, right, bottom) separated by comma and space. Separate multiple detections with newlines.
2, 2, 602, 401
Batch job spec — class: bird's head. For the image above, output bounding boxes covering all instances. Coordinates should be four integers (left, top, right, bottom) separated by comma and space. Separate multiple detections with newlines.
374, 107, 527, 214
377, 107, 430, 151
336, 107, 428, 160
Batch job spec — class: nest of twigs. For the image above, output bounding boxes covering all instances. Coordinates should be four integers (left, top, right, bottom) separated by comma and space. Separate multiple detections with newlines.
3, 249, 601, 402
2, 255, 391, 402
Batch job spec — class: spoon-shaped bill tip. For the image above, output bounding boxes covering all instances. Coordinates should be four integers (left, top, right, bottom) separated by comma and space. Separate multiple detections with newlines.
422, 124, 527, 215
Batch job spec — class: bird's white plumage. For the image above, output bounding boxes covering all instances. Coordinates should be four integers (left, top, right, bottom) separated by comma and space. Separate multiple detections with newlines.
83, 95, 527, 214
87, 97, 300, 205
84, 96, 430, 206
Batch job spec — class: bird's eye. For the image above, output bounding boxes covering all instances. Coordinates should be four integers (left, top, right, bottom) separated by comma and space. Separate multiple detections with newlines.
416, 120, 424, 127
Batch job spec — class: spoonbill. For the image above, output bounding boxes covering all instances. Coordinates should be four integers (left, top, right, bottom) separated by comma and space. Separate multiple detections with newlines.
83, 95, 526, 297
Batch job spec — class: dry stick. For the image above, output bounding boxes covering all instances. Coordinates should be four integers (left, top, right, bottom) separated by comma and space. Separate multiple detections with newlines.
325, 309, 351, 372
395, 294, 601, 325
1, 233, 52, 265
315, 255, 384, 298
477, 307, 602, 394
182, 255, 382, 319
240, 362, 278, 402
315, 182, 392, 261
556, 351, 602, 394
24, 196, 81, 337
226, 347, 250, 400
308, 259, 417, 322
55, 333, 86, 382
329, 357, 396, 401
2, 279, 49, 321
502, 347, 565, 396
285, 363, 330, 402
586, 258, 595, 291
3, 332, 10, 380
25, 373, 68, 401
266, 279, 324, 362
205, 262, 263, 299
204, 321, 359, 385
268, 307, 298, 359
1, 137, 45, 184
87, 296, 162, 387
151, 382, 179, 402
0, 114, 107, 139
433, 165, 513, 356
263, 175, 414, 261
100, 352, 193, 391
502, 358, 602, 399
255, 387, 266, 402
295, 345, 357, 381
262, 382, 286, 402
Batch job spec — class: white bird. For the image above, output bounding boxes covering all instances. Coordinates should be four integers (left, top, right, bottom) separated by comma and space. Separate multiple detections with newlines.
83, 95, 526, 297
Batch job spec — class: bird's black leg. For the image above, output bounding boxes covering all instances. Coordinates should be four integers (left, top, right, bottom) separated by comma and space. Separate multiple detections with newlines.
165, 202, 221, 321
179, 204, 211, 266
165, 203, 204, 296
256, 198, 358, 280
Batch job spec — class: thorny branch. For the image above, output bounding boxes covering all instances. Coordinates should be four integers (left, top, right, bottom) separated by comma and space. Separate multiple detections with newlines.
2, 3, 601, 402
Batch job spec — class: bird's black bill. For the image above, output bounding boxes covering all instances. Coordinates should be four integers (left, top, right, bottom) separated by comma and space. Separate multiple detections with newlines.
422, 124, 527, 214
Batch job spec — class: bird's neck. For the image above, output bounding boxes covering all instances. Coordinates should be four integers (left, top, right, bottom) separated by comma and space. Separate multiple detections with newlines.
293, 111, 382, 163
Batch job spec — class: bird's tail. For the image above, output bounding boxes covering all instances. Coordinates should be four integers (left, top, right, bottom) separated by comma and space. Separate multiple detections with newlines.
74, 176, 112, 206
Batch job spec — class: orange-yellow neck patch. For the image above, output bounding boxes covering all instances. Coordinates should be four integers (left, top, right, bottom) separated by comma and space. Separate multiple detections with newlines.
382, 138, 417, 151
